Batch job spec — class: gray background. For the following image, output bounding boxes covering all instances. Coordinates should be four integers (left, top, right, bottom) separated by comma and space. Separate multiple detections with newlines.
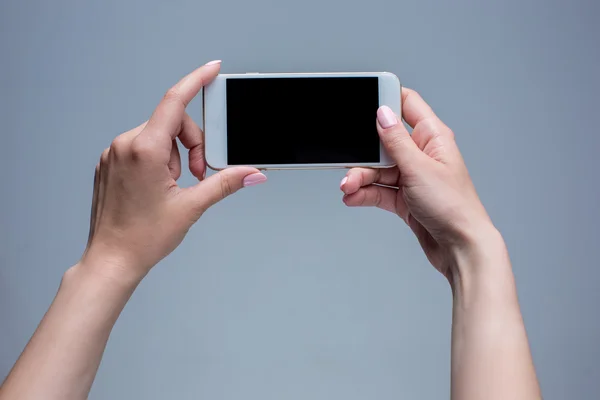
1, 0, 598, 398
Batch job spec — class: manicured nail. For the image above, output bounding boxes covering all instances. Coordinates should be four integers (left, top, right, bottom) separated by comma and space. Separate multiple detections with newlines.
340, 176, 348, 188
243, 172, 267, 187
377, 106, 398, 129
205, 60, 222, 66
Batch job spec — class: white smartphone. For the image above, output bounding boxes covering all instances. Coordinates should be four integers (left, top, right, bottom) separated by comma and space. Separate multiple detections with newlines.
203, 72, 401, 170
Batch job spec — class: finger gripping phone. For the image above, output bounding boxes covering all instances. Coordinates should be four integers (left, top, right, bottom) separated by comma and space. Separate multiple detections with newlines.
203, 72, 401, 170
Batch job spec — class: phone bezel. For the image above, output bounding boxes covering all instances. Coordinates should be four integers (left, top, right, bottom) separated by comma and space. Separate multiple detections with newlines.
203, 72, 400, 170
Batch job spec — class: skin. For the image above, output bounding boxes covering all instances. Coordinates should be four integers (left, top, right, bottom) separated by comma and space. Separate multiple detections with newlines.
0, 63, 541, 400
342, 94, 542, 399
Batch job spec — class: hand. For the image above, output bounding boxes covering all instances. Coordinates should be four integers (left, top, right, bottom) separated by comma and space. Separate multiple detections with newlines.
341, 88, 498, 280
81, 61, 267, 283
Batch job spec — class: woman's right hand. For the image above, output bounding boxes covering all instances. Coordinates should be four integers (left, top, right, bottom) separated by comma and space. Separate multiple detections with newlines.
342, 89, 541, 400
341, 88, 503, 282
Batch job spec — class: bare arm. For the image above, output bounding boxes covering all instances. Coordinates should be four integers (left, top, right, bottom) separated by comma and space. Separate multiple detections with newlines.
0, 264, 137, 399
341, 88, 541, 399
450, 230, 540, 399
0, 60, 266, 400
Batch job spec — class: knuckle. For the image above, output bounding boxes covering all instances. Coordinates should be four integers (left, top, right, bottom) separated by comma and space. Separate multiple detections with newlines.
373, 189, 383, 207
423, 116, 453, 139
385, 132, 412, 149
404, 88, 419, 99
429, 117, 452, 135
359, 190, 369, 206
219, 173, 233, 198
357, 170, 367, 187
188, 146, 205, 167
130, 138, 156, 160
100, 148, 110, 164
371, 169, 381, 186
402, 88, 420, 105
109, 135, 129, 154
163, 87, 179, 100
163, 88, 184, 106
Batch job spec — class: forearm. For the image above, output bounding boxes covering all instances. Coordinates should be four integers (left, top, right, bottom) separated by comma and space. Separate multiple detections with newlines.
449, 229, 541, 400
0, 262, 138, 400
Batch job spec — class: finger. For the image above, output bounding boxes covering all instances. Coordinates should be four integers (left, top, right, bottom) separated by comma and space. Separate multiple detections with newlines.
180, 167, 266, 220
179, 113, 205, 180
342, 185, 398, 214
340, 167, 399, 195
376, 106, 425, 172
107, 121, 149, 159
401, 88, 438, 129
168, 139, 181, 180
100, 147, 110, 165
142, 61, 221, 143
402, 88, 460, 164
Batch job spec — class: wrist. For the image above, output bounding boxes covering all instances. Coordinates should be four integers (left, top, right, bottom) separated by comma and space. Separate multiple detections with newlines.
448, 224, 518, 305
450, 222, 508, 272
70, 255, 144, 295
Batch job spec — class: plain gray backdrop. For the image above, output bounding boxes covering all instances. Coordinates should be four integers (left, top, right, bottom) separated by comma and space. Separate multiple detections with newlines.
1, 0, 599, 398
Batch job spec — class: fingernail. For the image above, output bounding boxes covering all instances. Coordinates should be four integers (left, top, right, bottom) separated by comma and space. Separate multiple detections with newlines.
377, 106, 398, 129
243, 172, 267, 187
340, 176, 348, 188
205, 60, 222, 66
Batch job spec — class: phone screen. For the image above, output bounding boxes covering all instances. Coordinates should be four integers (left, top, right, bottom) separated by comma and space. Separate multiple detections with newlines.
226, 77, 380, 165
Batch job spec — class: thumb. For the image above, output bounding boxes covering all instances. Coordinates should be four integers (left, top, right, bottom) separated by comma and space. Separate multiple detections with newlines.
377, 106, 423, 171
180, 167, 267, 218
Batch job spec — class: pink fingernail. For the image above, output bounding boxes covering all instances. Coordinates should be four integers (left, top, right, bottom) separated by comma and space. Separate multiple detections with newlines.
205, 60, 222, 66
377, 106, 398, 129
243, 172, 267, 187
340, 176, 348, 188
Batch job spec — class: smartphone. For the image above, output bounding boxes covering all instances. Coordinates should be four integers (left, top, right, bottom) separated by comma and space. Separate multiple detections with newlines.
203, 72, 400, 170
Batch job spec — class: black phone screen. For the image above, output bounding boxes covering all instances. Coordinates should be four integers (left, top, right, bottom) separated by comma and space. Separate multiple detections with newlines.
226, 77, 380, 165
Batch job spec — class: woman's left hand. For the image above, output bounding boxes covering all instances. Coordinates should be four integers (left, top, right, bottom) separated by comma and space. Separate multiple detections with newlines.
81, 61, 266, 284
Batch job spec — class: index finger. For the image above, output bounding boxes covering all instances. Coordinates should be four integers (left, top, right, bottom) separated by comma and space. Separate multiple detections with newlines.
142, 60, 222, 141
401, 87, 438, 128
